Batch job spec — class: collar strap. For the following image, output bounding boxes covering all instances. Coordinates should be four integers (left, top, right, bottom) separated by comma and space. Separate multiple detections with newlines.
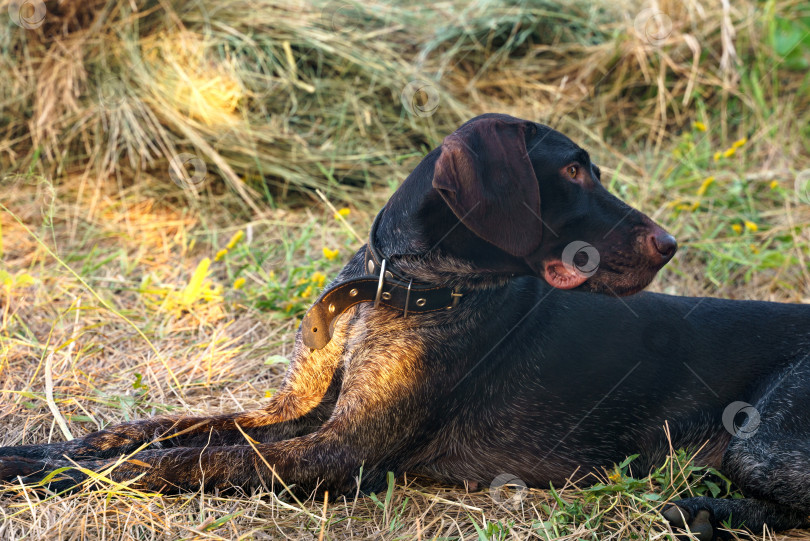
300, 211, 463, 349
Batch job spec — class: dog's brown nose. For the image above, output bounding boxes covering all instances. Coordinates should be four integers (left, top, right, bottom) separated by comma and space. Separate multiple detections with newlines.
650, 231, 678, 261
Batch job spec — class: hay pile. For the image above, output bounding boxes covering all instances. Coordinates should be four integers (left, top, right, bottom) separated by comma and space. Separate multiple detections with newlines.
0, 0, 805, 207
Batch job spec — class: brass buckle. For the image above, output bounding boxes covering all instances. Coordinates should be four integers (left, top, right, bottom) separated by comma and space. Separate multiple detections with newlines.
373, 259, 387, 309
403, 278, 413, 318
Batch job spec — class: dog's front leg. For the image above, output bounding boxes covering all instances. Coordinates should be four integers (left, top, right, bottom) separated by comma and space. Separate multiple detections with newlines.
0, 326, 347, 462
0, 325, 429, 496
0, 430, 384, 496
0, 402, 410, 496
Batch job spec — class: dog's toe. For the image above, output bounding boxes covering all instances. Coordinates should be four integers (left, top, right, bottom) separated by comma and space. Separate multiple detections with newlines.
662, 503, 690, 528
0, 455, 91, 493
662, 504, 714, 541
689, 510, 715, 541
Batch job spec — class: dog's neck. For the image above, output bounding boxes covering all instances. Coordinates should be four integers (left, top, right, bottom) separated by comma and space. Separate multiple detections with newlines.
372, 201, 530, 291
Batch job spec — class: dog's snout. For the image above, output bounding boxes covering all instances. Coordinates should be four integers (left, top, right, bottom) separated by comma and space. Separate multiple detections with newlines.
649, 230, 678, 262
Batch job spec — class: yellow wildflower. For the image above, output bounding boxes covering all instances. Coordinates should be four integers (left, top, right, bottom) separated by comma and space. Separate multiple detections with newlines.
713, 151, 722, 162
675, 201, 699, 211
732, 137, 748, 149
749, 244, 760, 254
322, 247, 340, 260
264, 390, 274, 398
696, 176, 715, 196
181, 258, 211, 306
731, 223, 743, 234
233, 277, 246, 290
334, 207, 351, 219
0, 271, 34, 290
744, 220, 758, 232
226, 230, 245, 250
723, 147, 736, 158
769, 180, 779, 190
311, 271, 327, 287
202, 283, 223, 301
608, 471, 622, 483
301, 285, 313, 298
214, 248, 228, 261
693, 121, 707, 132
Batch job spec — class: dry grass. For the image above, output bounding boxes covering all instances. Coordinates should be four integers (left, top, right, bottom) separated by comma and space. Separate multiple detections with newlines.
2, 0, 807, 203
1, 0, 810, 539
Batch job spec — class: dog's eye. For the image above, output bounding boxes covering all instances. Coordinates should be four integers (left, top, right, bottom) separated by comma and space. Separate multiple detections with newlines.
561, 163, 587, 185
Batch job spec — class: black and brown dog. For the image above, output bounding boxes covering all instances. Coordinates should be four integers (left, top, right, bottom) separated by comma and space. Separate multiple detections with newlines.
2, 114, 809, 540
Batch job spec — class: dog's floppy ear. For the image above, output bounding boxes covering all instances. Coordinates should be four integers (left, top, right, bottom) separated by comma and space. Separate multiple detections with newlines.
432, 117, 542, 257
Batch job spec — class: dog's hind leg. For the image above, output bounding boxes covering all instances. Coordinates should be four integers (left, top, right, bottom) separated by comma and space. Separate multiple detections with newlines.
664, 360, 810, 540
0, 326, 348, 461
663, 495, 809, 540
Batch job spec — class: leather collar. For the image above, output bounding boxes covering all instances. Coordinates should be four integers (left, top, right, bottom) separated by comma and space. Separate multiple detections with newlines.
300, 210, 463, 349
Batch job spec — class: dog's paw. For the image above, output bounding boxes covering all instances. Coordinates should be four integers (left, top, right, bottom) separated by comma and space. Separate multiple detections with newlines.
662, 501, 715, 541
0, 455, 88, 493
0, 455, 47, 482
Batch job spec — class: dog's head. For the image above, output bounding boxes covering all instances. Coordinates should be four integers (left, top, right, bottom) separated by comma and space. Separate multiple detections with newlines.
428, 113, 676, 296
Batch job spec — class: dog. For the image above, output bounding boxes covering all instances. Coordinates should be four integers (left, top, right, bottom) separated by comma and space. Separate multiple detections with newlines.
1, 114, 809, 540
